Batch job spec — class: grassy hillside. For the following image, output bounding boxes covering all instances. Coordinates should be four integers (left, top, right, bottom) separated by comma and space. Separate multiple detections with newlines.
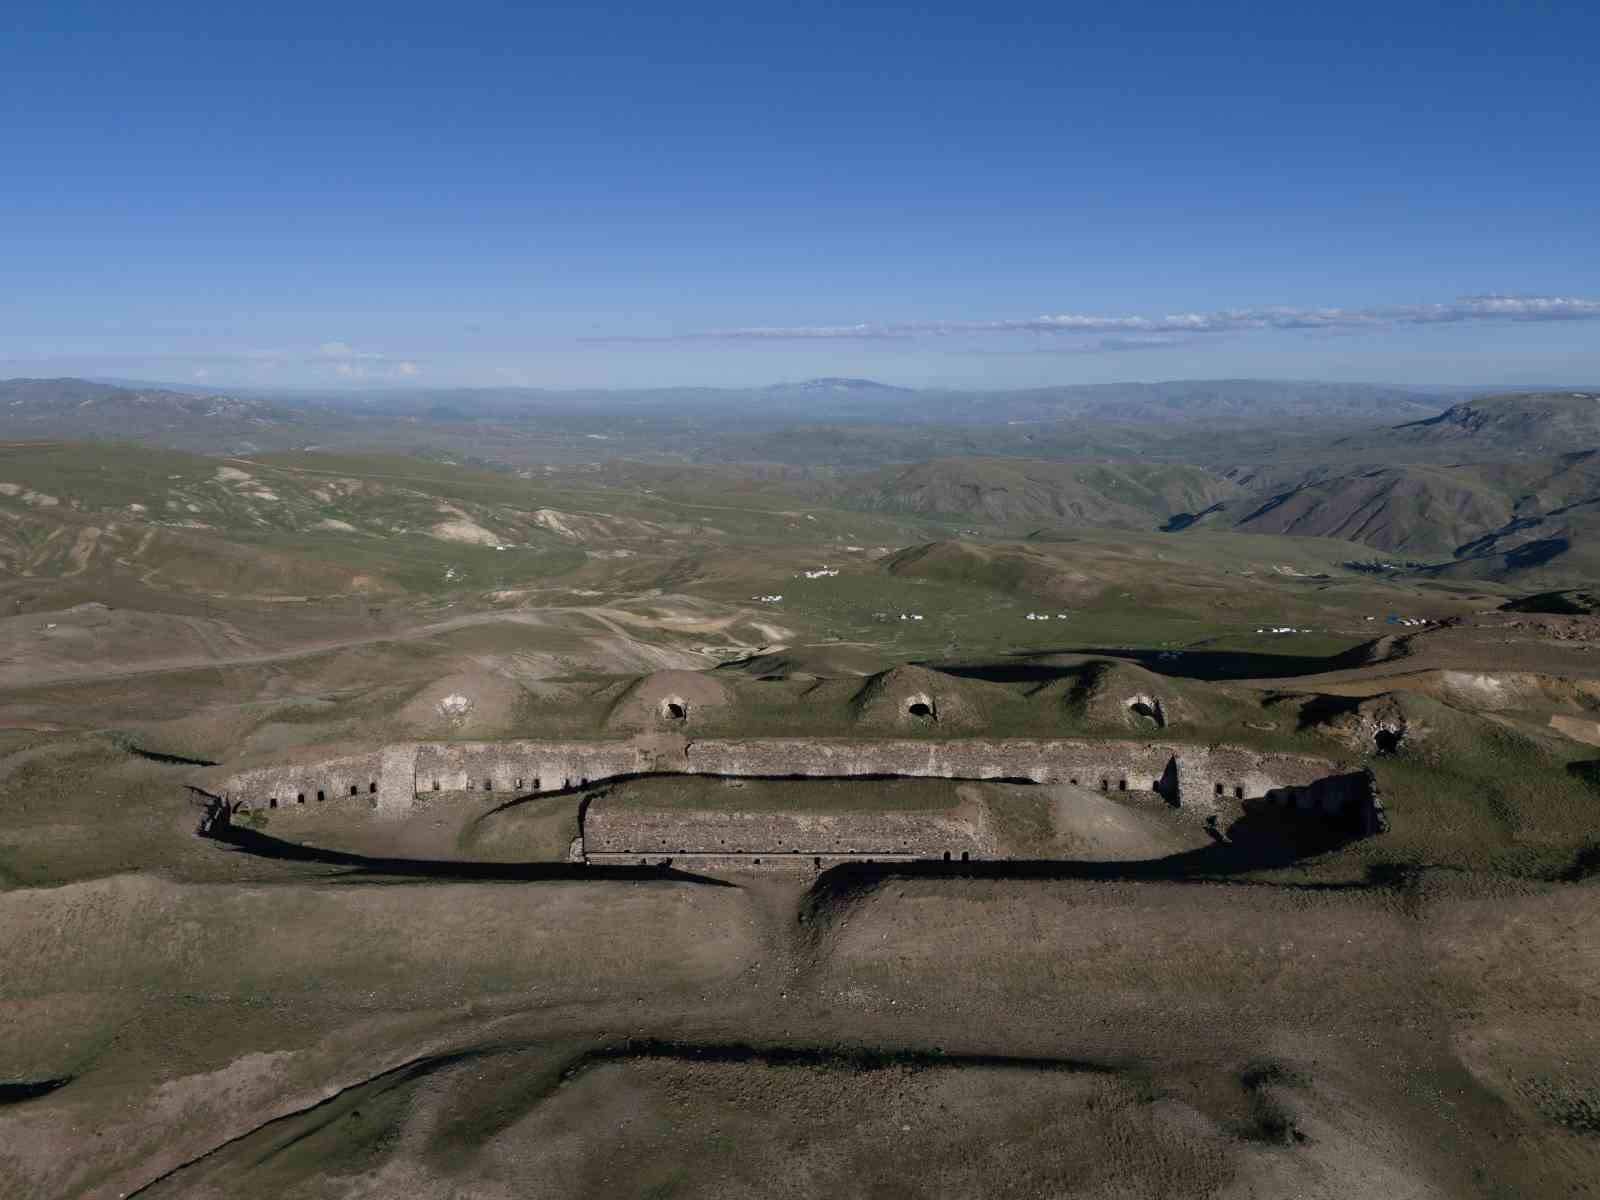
0, 377, 314, 453
1391, 390, 1600, 452
834, 458, 1243, 525
1155, 452, 1600, 581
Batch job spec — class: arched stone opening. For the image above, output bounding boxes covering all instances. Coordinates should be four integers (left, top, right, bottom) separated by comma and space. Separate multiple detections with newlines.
905, 693, 936, 720
1374, 727, 1404, 755
1156, 756, 1181, 808
1127, 695, 1166, 728
661, 698, 688, 721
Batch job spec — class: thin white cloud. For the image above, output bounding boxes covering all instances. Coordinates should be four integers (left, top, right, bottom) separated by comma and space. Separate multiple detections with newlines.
397, 360, 421, 377
665, 295, 1600, 343
319, 340, 385, 361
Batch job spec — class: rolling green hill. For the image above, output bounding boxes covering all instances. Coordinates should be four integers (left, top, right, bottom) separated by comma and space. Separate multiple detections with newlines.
1391, 391, 1600, 452
833, 458, 1244, 526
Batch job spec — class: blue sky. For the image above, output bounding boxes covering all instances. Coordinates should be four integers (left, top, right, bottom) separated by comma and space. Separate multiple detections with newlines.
2, 0, 1597, 389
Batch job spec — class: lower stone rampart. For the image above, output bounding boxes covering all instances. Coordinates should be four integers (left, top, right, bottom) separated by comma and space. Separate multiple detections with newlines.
585, 852, 925, 873
583, 807, 990, 859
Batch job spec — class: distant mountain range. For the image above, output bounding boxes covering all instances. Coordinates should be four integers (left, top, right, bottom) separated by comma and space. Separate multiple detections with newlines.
0, 378, 303, 451
5, 375, 1600, 583
11, 375, 1497, 429
764, 377, 916, 395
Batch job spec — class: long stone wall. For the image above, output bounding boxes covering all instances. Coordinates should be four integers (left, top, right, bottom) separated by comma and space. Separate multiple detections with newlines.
583, 807, 990, 859
211, 736, 1371, 823
219, 749, 388, 812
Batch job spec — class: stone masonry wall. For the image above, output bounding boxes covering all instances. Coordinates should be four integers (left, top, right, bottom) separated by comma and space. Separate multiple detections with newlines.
210, 736, 1364, 824
582, 807, 988, 858
219, 750, 387, 812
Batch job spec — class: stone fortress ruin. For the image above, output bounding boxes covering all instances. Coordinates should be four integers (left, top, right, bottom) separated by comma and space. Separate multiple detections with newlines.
198, 664, 1386, 872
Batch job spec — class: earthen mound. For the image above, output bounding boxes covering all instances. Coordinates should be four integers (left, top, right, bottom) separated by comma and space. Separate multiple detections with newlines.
1501, 589, 1600, 616
1327, 632, 1422, 671
848, 664, 986, 731
604, 669, 731, 730
878, 540, 1095, 602
397, 670, 528, 737
716, 642, 890, 680
1282, 691, 1416, 755
1039, 660, 1193, 732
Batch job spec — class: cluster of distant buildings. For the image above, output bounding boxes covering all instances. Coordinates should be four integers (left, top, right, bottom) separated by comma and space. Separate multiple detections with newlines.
802, 567, 840, 579
752, 594, 783, 604
1024, 612, 1072, 621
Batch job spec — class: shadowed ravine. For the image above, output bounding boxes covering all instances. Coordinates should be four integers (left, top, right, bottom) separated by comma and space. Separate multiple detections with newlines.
200, 821, 738, 886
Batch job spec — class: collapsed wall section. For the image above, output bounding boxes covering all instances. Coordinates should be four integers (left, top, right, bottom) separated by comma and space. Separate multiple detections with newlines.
1259, 768, 1388, 836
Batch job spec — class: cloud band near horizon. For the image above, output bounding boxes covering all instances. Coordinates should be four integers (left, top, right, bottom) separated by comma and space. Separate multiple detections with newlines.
655, 295, 1600, 343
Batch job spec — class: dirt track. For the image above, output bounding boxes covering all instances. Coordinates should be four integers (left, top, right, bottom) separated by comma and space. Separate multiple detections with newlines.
0, 605, 781, 690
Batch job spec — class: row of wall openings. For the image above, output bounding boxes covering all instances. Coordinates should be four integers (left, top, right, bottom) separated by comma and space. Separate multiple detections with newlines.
1096, 778, 1129, 791
429, 776, 541, 793
268, 780, 377, 808
1213, 783, 1248, 799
